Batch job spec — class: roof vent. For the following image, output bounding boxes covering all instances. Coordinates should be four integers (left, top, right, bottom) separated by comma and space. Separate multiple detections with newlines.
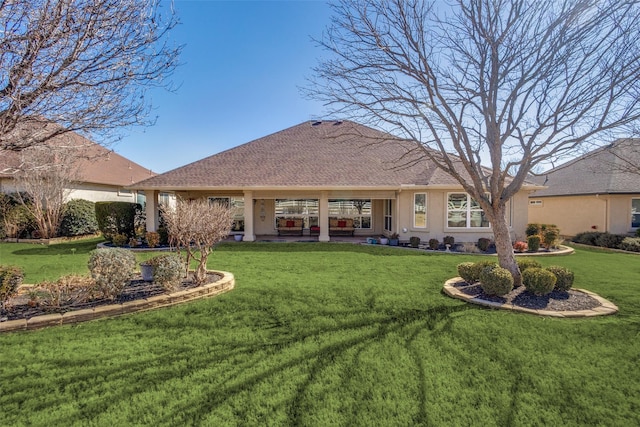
333, 121, 343, 126
311, 121, 322, 126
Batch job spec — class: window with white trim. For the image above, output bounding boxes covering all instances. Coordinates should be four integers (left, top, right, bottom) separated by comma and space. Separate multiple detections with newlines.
447, 193, 490, 228
328, 199, 371, 229
632, 198, 640, 228
384, 199, 393, 232
275, 199, 319, 228
414, 193, 427, 228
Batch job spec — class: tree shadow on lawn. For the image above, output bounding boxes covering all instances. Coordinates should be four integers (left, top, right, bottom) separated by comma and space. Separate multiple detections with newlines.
216, 241, 439, 257
9, 239, 102, 256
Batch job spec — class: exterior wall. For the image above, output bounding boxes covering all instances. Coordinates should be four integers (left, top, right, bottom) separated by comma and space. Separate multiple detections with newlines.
528, 194, 640, 236
1, 178, 140, 204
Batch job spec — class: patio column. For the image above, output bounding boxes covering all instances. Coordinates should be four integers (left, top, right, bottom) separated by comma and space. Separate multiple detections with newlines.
145, 190, 159, 232
243, 190, 256, 241
319, 191, 330, 242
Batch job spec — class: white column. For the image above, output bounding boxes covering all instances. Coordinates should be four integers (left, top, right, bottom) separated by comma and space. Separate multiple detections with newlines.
319, 191, 330, 242
145, 190, 158, 232
243, 190, 256, 241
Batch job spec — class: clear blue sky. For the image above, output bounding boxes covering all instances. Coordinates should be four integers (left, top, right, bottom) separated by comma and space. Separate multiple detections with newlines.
115, 0, 333, 173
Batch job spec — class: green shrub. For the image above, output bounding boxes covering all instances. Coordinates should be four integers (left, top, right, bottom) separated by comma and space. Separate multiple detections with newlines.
428, 238, 439, 250
620, 237, 640, 252
457, 262, 477, 283
542, 228, 560, 248
522, 268, 557, 296
517, 257, 542, 272
479, 265, 514, 296
88, 248, 136, 300
594, 232, 626, 249
443, 235, 455, 246
636, 228, 640, 238
157, 227, 170, 246
525, 223, 540, 237
477, 237, 491, 252
409, 236, 420, 248
0, 265, 24, 308
527, 235, 541, 252
149, 254, 184, 292
573, 231, 602, 246
546, 266, 574, 292
145, 231, 160, 248
59, 199, 98, 237
95, 202, 141, 241
111, 233, 128, 247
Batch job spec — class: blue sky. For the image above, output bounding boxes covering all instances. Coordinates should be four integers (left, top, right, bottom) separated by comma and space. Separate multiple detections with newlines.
115, 0, 333, 173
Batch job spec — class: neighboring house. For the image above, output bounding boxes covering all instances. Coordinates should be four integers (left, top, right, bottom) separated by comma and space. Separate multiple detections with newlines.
528, 139, 640, 237
132, 120, 540, 242
0, 128, 156, 204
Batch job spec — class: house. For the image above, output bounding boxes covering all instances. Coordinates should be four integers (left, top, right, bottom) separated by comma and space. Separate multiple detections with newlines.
0, 128, 156, 204
132, 120, 538, 242
528, 139, 640, 236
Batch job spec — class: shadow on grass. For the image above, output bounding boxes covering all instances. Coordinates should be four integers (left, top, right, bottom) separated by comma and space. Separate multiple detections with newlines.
216, 241, 436, 257
9, 239, 102, 256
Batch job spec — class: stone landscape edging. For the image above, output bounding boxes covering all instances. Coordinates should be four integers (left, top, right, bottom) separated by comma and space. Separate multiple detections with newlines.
443, 277, 618, 318
0, 270, 235, 333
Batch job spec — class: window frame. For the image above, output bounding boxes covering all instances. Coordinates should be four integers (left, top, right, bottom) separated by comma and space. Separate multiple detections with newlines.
413, 193, 427, 229
328, 199, 372, 229
446, 192, 491, 229
632, 198, 640, 229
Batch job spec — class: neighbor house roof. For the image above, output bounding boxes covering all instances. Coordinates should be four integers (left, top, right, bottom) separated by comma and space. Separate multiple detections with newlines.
531, 139, 640, 197
0, 128, 155, 187
133, 120, 525, 191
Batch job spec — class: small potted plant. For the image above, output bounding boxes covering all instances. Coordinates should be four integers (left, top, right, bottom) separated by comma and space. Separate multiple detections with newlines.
388, 232, 400, 246
139, 260, 154, 282
379, 235, 389, 245
428, 238, 439, 250
409, 236, 420, 248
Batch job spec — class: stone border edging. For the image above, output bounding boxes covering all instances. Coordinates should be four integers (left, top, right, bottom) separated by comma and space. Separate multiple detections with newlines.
443, 277, 618, 318
0, 271, 235, 333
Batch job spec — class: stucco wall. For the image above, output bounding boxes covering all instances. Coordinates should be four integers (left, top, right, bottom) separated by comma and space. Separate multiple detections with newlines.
1, 179, 139, 203
528, 194, 639, 236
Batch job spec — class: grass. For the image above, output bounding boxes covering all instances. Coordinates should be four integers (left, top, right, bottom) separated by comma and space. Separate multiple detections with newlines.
1, 241, 639, 426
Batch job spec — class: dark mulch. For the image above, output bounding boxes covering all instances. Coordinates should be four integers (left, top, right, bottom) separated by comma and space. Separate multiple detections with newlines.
454, 282, 601, 311
1, 273, 221, 322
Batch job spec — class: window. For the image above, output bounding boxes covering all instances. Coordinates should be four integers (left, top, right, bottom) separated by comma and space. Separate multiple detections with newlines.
384, 200, 393, 232
159, 192, 172, 207
328, 199, 371, 229
209, 197, 245, 231
414, 193, 427, 228
632, 199, 640, 228
447, 193, 490, 228
529, 200, 543, 206
275, 199, 319, 228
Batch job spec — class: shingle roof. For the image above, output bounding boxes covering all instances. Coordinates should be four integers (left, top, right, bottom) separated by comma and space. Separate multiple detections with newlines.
532, 139, 640, 197
132, 120, 470, 190
0, 128, 155, 186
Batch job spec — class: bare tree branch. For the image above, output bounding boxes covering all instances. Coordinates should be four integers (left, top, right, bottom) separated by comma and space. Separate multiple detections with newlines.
0, 0, 181, 151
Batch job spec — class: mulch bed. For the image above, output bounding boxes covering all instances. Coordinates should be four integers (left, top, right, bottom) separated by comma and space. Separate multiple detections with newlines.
452, 281, 601, 311
0, 273, 221, 322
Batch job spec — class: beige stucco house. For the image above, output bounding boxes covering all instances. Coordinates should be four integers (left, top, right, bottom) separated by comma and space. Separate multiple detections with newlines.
528, 139, 640, 237
133, 120, 539, 242
0, 130, 155, 204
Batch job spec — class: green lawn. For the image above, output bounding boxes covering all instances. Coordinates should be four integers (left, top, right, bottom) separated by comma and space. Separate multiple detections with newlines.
1, 241, 639, 426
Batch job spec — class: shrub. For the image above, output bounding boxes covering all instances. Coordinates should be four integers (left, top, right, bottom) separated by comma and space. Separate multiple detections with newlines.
479, 265, 514, 296
522, 268, 557, 296
594, 232, 625, 249
513, 241, 528, 252
111, 233, 129, 247
88, 248, 136, 299
542, 228, 560, 248
428, 238, 439, 250
59, 199, 98, 237
461, 242, 480, 253
157, 227, 170, 246
636, 228, 640, 238
457, 262, 478, 283
409, 236, 420, 248
546, 266, 574, 292
517, 257, 542, 272
527, 235, 541, 252
443, 235, 455, 246
95, 201, 141, 241
573, 231, 602, 246
0, 265, 24, 308
620, 237, 640, 252
145, 231, 160, 248
149, 254, 184, 292
36, 275, 97, 309
477, 237, 491, 252
525, 223, 540, 237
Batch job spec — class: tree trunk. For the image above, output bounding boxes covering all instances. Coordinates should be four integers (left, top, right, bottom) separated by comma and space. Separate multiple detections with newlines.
489, 204, 522, 287
194, 247, 210, 285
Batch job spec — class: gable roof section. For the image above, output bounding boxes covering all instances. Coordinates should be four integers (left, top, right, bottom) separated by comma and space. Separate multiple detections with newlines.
133, 120, 471, 191
0, 128, 155, 187
532, 139, 640, 197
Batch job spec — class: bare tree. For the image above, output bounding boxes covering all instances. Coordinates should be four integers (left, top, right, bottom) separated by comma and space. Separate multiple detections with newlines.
161, 198, 234, 285
0, 0, 181, 151
13, 145, 79, 238
308, 0, 640, 285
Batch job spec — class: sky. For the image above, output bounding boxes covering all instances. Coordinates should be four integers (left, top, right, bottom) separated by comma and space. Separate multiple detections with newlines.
114, 0, 334, 173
